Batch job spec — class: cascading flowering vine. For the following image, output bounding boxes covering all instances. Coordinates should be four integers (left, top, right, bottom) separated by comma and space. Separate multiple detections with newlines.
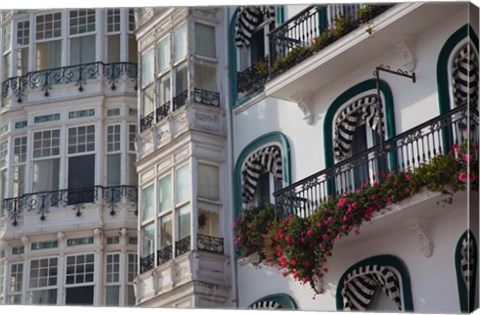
233, 139, 478, 294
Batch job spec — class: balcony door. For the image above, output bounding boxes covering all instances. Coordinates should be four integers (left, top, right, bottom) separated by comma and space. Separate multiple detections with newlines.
68, 154, 95, 204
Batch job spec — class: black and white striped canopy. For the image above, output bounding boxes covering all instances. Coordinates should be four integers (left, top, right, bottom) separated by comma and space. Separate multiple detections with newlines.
452, 42, 479, 107
460, 230, 476, 289
248, 300, 284, 309
333, 94, 384, 160
235, 6, 275, 47
341, 264, 402, 311
241, 145, 283, 203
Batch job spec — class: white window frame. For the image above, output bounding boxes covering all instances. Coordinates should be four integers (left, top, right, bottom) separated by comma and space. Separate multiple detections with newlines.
28, 257, 58, 305
64, 253, 95, 287
8, 262, 23, 304
105, 253, 121, 306
67, 125, 96, 156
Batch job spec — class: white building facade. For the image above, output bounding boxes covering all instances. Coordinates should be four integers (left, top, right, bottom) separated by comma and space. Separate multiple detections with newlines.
0, 9, 139, 306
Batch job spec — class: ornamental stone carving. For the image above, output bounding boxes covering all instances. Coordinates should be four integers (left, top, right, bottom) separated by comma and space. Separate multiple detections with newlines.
291, 92, 314, 125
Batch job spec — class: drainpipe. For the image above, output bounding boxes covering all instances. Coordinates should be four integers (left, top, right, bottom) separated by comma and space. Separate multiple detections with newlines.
224, 6, 239, 309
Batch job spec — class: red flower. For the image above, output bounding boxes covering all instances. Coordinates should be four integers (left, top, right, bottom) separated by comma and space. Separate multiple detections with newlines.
323, 268, 328, 273
322, 234, 329, 241
305, 261, 311, 267
307, 229, 313, 236
459, 173, 468, 182
290, 260, 297, 266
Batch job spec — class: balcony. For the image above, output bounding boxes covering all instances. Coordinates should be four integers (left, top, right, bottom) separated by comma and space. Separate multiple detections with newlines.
273, 104, 478, 219
1, 185, 138, 226
1, 62, 138, 107
139, 234, 224, 274
139, 87, 220, 132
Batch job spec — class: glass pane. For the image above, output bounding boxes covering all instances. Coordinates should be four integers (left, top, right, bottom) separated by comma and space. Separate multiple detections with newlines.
174, 24, 187, 63
129, 154, 138, 186
13, 165, 25, 197
69, 35, 96, 65
141, 48, 154, 85
36, 40, 61, 70
177, 204, 191, 240
105, 286, 120, 306
16, 47, 29, 76
127, 285, 135, 306
175, 164, 190, 203
128, 35, 138, 63
158, 174, 172, 213
160, 214, 172, 249
156, 36, 170, 73
158, 74, 171, 106
107, 154, 121, 186
107, 34, 121, 63
141, 184, 154, 221
198, 208, 220, 237
29, 289, 57, 305
142, 223, 155, 256
143, 84, 154, 115
194, 60, 216, 92
198, 164, 219, 200
32, 159, 60, 192
3, 53, 11, 80
175, 63, 188, 96
195, 23, 215, 58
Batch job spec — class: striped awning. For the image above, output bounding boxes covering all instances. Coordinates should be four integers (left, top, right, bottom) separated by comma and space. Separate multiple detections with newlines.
248, 300, 284, 309
452, 42, 479, 107
241, 145, 283, 203
333, 94, 385, 160
341, 264, 402, 311
460, 230, 476, 289
235, 6, 275, 48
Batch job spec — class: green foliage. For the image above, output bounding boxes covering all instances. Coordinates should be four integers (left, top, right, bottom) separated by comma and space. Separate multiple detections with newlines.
233, 140, 478, 294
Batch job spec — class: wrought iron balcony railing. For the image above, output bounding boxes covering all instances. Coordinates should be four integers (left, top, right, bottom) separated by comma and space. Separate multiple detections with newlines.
237, 60, 269, 98
1, 185, 138, 226
197, 234, 224, 255
139, 87, 220, 132
175, 235, 191, 257
158, 245, 173, 265
1, 62, 137, 106
273, 104, 478, 219
140, 253, 155, 274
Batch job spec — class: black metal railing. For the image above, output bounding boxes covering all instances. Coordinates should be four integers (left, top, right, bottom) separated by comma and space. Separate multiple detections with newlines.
274, 104, 478, 219
1, 62, 137, 106
140, 253, 155, 273
156, 101, 171, 123
193, 88, 220, 107
197, 234, 224, 255
157, 245, 173, 265
175, 235, 191, 257
237, 61, 269, 97
173, 90, 189, 110
140, 112, 154, 132
1, 185, 138, 226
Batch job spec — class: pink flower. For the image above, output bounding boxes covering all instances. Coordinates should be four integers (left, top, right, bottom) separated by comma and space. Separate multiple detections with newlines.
464, 155, 472, 162
293, 272, 299, 279
371, 194, 377, 201
307, 229, 313, 236
470, 173, 477, 181
404, 173, 411, 181
459, 173, 468, 182
290, 260, 296, 266
337, 234, 342, 240
343, 215, 348, 221
316, 222, 322, 227
319, 244, 325, 250
305, 261, 311, 267
365, 212, 371, 219
323, 268, 328, 273
387, 196, 392, 203
356, 189, 361, 194
301, 238, 306, 243
338, 198, 348, 207
328, 216, 334, 223
322, 234, 329, 241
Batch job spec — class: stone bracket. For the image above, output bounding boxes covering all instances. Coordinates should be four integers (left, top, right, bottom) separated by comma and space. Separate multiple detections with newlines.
392, 35, 417, 73
404, 217, 433, 257
291, 92, 314, 125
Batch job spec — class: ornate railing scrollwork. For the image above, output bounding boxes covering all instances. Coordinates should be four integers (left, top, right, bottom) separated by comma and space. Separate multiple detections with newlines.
157, 245, 173, 265
173, 90, 188, 110
175, 235, 191, 257
0, 62, 137, 106
140, 112, 154, 132
140, 253, 155, 274
274, 104, 478, 219
156, 101, 171, 122
197, 234, 224, 254
1, 185, 138, 226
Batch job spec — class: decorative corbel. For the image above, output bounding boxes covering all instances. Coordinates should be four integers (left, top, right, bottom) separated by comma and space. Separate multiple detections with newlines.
392, 35, 417, 73
291, 92, 314, 125
404, 217, 433, 257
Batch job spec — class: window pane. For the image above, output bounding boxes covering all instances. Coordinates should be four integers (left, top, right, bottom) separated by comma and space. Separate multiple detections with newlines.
142, 223, 155, 256
160, 214, 172, 249
13, 165, 25, 197
107, 154, 121, 186
177, 205, 191, 240
198, 164, 219, 200
156, 37, 170, 73
194, 60, 216, 92
158, 174, 172, 212
36, 40, 62, 70
141, 48, 154, 85
128, 35, 138, 63
175, 164, 190, 203
29, 289, 57, 305
127, 285, 135, 306
128, 153, 137, 186
141, 185, 154, 221
158, 74, 171, 106
174, 24, 186, 63
16, 47, 29, 76
70, 35, 96, 65
175, 63, 188, 96
105, 286, 119, 306
3, 53, 11, 80
33, 159, 60, 192
107, 34, 120, 63
198, 208, 220, 237
195, 23, 215, 58
143, 84, 154, 115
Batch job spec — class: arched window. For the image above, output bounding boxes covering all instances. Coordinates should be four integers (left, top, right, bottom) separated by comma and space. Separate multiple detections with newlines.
455, 230, 478, 312
336, 255, 414, 312
234, 132, 291, 216
247, 293, 297, 310
437, 24, 479, 115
